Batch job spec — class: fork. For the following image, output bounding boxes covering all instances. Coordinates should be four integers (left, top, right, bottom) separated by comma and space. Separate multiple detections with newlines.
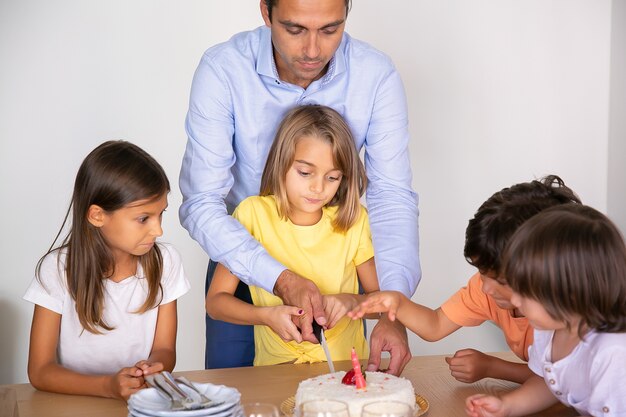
144, 374, 189, 411
173, 375, 225, 408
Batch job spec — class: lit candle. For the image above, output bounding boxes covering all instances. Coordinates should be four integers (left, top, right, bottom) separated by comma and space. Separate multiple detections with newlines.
350, 347, 366, 389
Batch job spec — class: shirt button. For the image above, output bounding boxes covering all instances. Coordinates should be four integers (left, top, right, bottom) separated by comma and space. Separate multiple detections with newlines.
549, 379, 556, 385
603, 406, 610, 413
555, 391, 562, 396
545, 367, 551, 372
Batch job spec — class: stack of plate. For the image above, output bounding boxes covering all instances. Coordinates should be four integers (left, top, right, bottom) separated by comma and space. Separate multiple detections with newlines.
128, 382, 242, 417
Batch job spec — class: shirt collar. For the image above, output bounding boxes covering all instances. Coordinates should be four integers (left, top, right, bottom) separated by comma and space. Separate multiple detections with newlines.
256, 26, 347, 85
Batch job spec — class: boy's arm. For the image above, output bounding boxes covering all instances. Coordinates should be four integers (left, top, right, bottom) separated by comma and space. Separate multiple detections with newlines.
27, 305, 143, 399
350, 292, 461, 342
206, 263, 304, 342
446, 349, 534, 384
396, 303, 461, 342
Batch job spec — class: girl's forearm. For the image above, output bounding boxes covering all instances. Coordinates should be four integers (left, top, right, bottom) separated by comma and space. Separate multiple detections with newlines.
29, 362, 114, 398
146, 348, 176, 372
206, 292, 267, 325
500, 375, 559, 417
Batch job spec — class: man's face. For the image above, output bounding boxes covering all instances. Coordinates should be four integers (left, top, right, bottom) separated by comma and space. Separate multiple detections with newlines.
261, 0, 346, 89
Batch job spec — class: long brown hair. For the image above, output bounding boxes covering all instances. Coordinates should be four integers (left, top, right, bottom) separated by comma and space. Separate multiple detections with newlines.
260, 105, 366, 232
503, 204, 626, 336
36, 140, 170, 334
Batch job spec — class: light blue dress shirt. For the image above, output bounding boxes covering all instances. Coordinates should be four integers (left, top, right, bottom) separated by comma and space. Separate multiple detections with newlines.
180, 26, 420, 297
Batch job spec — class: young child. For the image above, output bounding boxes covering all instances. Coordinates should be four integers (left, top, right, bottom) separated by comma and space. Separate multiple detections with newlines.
205, 105, 378, 366
23, 140, 190, 400
465, 204, 626, 417
349, 176, 581, 383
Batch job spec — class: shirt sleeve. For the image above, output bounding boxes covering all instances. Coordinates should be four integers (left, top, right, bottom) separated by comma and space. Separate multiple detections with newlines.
440, 274, 491, 326
178, 54, 285, 293
363, 64, 420, 297
158, 244, 192, 304
22, 251, 66, 314
587, 342, 626, 416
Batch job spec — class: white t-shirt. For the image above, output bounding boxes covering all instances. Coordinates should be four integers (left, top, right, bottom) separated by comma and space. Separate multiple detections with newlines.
23, 242, 190, 375
528, 329, 626, 417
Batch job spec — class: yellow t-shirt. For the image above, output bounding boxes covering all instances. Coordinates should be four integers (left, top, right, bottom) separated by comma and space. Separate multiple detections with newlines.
233, 195, 374, 366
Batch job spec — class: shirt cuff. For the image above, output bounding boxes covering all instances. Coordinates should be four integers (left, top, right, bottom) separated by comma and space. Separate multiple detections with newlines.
378, 274, 413, 298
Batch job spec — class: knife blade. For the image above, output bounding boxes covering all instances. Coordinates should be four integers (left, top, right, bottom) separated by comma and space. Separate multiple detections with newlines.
312, 321, 336, 373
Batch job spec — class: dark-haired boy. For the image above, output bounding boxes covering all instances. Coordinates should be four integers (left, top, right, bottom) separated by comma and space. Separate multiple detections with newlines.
349, 175, 581, 383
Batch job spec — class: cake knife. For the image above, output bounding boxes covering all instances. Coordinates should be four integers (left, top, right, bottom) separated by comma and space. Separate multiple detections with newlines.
312, 321, 336, 373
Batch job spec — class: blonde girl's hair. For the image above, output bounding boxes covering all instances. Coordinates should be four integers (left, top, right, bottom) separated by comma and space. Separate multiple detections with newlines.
36, 140, 170, 334
503, 204, 626, 336
260, 105, 367, 232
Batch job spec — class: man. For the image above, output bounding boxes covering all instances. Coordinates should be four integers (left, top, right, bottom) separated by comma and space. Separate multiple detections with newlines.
180, 0, 420, 375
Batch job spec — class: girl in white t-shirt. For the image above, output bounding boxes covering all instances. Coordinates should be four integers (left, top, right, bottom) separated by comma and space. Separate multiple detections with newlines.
24, 140, 190, 400
465, 204, 626, 417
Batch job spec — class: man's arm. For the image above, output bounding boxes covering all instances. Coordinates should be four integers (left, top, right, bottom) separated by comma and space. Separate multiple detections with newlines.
179, 55, 285, 293
364, 66, 420, 296
180, 57, 326, 341
363, 61, 420, 375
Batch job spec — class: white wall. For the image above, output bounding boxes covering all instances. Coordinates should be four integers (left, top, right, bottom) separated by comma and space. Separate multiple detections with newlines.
0, 0, 618, 384
608, 0, 626, 233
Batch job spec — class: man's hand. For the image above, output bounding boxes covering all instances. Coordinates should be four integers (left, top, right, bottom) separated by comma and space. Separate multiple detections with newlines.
445, 349, 491, 383
274, 269, 325, 344
367, 316, 411, 376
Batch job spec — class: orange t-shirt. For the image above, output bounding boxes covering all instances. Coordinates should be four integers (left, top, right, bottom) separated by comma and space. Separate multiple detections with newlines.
440, 272, 533, 361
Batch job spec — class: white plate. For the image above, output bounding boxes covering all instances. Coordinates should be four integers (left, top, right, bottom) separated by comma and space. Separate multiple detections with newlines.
128, 407, 241, 417
128, 382, 240, 417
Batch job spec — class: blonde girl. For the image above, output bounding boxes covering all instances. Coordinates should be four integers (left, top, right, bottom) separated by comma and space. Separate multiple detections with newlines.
466, 204, 626, 417
206, 105, 379, 366
24, 141, 190, 400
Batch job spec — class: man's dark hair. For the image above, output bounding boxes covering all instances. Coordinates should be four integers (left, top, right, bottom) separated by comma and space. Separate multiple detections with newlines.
264, 0, 352, 21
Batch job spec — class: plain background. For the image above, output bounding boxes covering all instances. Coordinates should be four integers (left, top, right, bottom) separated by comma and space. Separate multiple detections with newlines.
1, 0, 625, 384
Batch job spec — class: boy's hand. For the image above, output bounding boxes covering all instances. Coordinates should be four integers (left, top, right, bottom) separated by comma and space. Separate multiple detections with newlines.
107, 366, 144, 400
465, 394, 508, 417
445, 349, 492, 383
261, 305, 305, 343
134, 360, 164, 376
323, 294, 358, 329
347, 291, 402, 321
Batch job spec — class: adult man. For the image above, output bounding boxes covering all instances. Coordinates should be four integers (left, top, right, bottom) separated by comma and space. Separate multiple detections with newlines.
180, 0, 420, 375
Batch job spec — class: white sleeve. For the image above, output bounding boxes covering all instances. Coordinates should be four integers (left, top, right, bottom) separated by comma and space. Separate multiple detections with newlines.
22, 251, 67, 314
158, 243, 191, 304
587, 342, 626, 416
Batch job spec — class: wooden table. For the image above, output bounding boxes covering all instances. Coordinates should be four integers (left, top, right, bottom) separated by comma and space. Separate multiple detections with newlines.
0, 353, 576, 417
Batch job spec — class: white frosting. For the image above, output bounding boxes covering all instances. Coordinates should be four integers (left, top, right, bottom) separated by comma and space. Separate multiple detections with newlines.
295, 371, 415, 417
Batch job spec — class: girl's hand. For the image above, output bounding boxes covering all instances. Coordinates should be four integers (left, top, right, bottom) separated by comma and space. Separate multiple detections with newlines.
322, 294, 358, 329
347, 291, 402, 321
134, 360, 164, 376
107, 366, 145, 400
445, 349, 491, 383
261, 305, 305, 343
465, 394, 507, 417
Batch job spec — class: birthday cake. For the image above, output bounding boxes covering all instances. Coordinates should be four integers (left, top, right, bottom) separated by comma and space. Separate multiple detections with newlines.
294, 371, 416, 417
